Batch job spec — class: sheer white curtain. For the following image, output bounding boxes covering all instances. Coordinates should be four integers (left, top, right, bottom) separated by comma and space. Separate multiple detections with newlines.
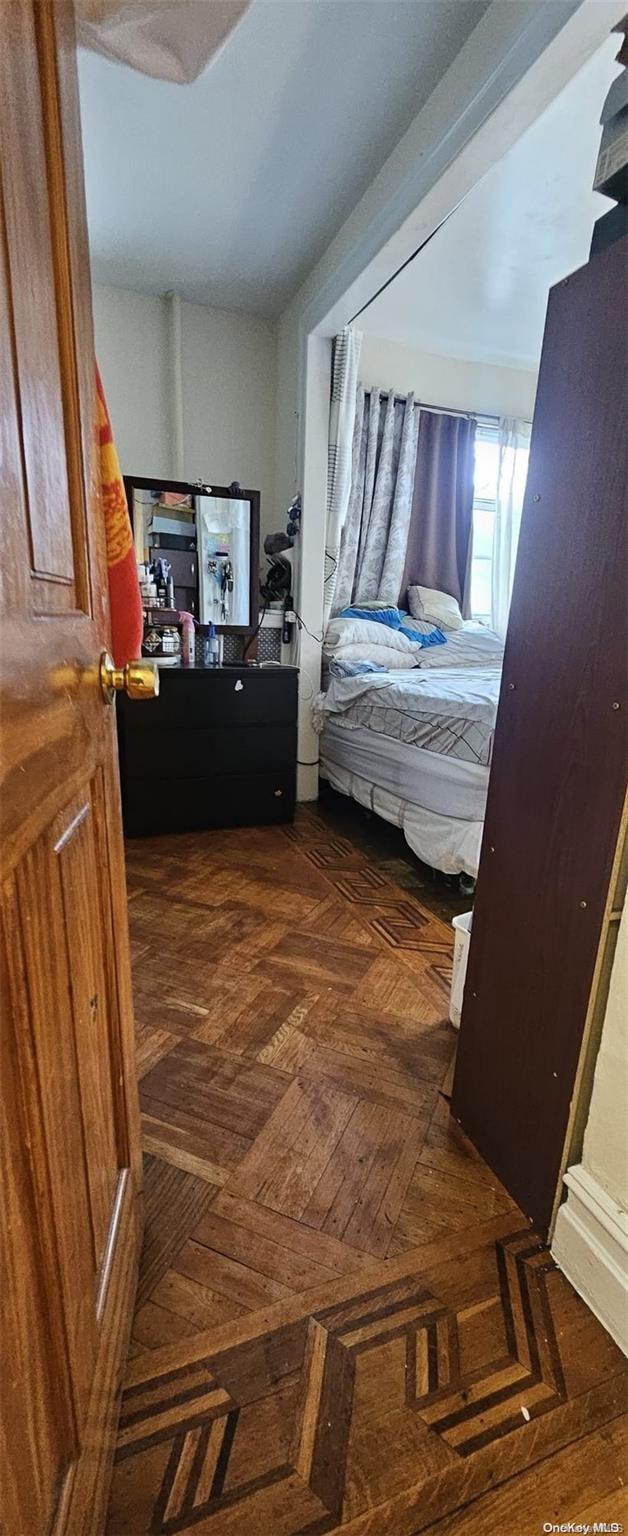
491, 419, 531, 638
324, 328, 362, 625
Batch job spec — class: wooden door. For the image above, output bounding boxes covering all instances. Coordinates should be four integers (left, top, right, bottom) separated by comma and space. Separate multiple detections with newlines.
0, 3, 143, 1531
452, 235, 628, 1238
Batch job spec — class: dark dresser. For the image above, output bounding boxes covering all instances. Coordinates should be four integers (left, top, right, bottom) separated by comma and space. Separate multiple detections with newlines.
116, 665, 298, 836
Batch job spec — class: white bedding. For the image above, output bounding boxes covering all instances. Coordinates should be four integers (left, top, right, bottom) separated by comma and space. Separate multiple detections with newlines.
320, 722, 489, 819
325, 615, 422, 657
320, 751, 484, 876
413, 622, 504, 669
323, 616, 503, 671
314, 665, 499, 730
316, 618, 502, 876
313, 665, 500, 773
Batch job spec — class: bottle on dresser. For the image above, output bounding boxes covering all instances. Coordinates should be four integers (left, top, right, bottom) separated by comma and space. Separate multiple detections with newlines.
179, 611, 195, 667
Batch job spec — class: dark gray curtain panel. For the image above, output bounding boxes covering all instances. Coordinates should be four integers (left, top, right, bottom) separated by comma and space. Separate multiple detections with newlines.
399, 410, 476, 615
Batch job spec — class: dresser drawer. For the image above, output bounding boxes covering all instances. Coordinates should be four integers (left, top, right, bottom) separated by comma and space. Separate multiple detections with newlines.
123, 723, 296, 779
119, 667, 298, 730
122, 771, 295, 837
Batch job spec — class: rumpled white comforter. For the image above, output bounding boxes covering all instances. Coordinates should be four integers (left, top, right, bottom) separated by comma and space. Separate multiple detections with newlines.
413, 622, 504, 669
313, 665, 501, 733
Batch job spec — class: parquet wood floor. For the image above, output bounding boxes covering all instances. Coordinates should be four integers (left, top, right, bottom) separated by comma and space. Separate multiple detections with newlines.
107, 806, 627, 1534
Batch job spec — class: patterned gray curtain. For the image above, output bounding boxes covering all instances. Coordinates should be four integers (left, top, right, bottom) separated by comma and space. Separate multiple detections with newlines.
333, 385, 419, 614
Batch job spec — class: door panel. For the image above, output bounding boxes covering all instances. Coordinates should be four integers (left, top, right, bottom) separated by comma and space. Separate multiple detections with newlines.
2, 0, 76, 601
0, 910, 77, 1536
0, 1, 143, 1529
14, 833, 99, 1421
52, 788, 121, 1276
452, 236, 628, 1237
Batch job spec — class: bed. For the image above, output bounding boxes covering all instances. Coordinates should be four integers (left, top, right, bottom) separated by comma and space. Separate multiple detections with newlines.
313, 618, 504, 878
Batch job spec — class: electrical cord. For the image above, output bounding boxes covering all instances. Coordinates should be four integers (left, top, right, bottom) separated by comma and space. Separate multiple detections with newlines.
293, 608, 324, 644
242, 600, 268, 661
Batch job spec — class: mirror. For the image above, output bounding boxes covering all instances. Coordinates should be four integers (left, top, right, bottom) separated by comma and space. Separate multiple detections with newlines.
125, 476, 260, 634
197, 496, 251, 627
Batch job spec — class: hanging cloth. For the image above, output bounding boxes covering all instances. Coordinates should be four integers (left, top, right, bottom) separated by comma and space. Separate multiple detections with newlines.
96, 365, 143, 665
400, 409, 476, 615
491, 418, 532, 638
323, 327, 362, 625
77, 0, 251, 84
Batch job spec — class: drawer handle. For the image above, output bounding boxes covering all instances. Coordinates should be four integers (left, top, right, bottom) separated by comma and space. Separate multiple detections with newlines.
274, 788, 283, 797
234, 680, 244, 692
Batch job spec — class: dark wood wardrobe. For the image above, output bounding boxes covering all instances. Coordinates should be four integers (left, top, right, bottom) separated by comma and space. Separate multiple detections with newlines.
452, 233, 628, 1238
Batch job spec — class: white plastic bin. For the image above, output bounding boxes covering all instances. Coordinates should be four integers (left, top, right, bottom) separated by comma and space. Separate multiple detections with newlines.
449, 911, 472, 1029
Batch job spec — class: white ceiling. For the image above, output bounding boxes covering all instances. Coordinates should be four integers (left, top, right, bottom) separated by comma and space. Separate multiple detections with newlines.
78, 0, 488, 316
360, 37, 620, 370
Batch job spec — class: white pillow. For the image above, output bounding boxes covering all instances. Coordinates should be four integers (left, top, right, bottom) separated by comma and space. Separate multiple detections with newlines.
400, 616, 443, 638
407, 585, 463, 631
331, 642, 419, 670
325, 617, 419, 655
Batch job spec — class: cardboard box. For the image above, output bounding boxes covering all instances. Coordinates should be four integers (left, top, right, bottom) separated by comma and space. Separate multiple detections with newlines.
594, 32, 628, 204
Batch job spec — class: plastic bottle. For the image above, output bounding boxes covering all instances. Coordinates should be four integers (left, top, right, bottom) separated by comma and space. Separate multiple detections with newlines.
205, 622, 220, 668
179, 611, 195, 667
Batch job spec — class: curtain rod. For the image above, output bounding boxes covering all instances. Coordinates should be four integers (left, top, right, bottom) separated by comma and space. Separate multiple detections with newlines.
362, 386, 499, 424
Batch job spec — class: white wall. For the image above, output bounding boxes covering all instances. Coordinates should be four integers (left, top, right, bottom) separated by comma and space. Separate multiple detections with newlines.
274, 0, 597, 510
92, 284, 278, 542
359, 335, 538, 420
93, 285, 173, 478
552, 900, 628, 1353
581, 904, 628, 1210
178, 302, 277, 535
273, 0, 607, 799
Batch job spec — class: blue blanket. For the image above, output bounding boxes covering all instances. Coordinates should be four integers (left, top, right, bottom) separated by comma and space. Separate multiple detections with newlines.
340, 606, 445, 647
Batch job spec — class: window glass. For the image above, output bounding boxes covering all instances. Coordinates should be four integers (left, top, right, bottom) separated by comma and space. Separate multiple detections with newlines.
473, 438, 499, 503
471, 428, 499, 622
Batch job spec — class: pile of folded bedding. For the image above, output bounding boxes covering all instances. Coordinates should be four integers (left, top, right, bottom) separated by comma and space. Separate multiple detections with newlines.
324, 604, 445, 676
323, 593, 504, 677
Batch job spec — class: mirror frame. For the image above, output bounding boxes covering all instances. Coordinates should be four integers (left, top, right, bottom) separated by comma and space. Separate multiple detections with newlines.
125, 475, 260, 637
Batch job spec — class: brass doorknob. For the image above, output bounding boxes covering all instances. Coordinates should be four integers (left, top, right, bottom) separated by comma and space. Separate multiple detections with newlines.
99, 651, 160, 705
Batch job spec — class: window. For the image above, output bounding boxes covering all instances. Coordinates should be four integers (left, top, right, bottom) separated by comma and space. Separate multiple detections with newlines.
470, 423, 531, 626
470, 424, 499, 623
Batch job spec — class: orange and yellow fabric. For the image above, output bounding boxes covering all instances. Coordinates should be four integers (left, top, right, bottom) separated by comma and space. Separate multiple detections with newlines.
96, 364, 142, 666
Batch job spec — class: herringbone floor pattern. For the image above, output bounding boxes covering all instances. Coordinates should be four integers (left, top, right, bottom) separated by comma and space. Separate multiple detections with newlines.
107, 803, 627, 1534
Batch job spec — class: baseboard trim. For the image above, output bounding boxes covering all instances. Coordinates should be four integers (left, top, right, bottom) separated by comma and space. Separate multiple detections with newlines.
552, 1164, 628, 1357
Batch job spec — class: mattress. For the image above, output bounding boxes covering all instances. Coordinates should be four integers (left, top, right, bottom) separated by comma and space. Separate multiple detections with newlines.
314, 624, 501, 878
320, 721, 489, 821
320, 754, 484, 877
